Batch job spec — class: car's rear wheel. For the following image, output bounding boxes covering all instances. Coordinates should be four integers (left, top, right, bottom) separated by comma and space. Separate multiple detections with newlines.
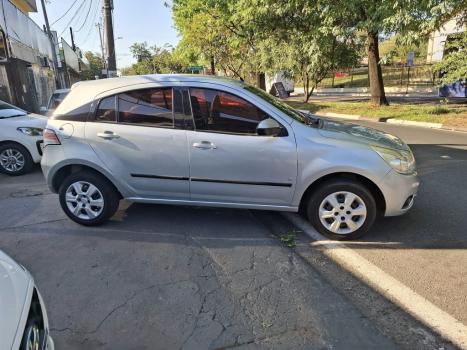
0, 143, 33, 176
306, 179, 377, 240
59, 171, 119, 226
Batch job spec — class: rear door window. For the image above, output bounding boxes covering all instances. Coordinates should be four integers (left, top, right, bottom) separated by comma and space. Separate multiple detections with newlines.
118, 88, 173, 127
95, 96, 116, 122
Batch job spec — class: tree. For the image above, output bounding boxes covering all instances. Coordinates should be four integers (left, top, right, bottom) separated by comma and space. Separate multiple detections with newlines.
121, 43, 188, 76
129, 42, 151, 62
434, 31, 467, 85
82, 51, 104, 80
319, 0, 467, 105
172, 0, 266, 85
233, 0, 362, 101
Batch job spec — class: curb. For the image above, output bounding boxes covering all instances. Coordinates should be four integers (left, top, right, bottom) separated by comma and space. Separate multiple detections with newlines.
313, 111, 466, 132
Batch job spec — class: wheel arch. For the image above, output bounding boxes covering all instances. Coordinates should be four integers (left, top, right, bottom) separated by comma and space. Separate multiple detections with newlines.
0, 140, 32, 155
299, 172, 386, 215
51, 163, 123, 199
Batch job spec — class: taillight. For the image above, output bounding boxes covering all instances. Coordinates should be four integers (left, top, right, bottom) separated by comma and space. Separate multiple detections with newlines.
43, 128, 61, 146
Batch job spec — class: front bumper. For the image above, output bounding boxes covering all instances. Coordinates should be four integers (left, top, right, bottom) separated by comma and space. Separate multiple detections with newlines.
378, 170, 420, 216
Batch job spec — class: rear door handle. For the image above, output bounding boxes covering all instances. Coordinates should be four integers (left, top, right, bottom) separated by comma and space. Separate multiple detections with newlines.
193, 141, 217, 149
97, 131, 120, 140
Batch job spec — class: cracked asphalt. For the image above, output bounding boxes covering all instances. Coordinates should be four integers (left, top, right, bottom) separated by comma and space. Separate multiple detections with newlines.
0, 169, 398, 350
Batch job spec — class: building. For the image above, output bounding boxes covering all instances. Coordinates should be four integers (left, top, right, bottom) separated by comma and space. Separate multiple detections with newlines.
0, 0, 88, 113
0, 0, 56, 112
59, 37, 89, 88
426, 17, 466, 63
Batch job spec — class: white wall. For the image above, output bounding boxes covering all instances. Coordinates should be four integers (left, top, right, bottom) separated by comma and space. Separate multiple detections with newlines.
426, 18, 466, 63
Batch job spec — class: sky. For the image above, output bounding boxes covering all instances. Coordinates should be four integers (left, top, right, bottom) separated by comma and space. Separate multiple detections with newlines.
30, 0, 180, 68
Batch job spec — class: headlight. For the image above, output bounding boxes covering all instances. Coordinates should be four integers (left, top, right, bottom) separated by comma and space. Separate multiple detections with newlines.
371, 145, 416, 174
17, 127, 43, 136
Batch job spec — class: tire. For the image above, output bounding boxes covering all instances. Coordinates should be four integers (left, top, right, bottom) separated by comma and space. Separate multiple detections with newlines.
20, 317, 41, 350
306, 179, 377, 240
0, 142, 34, 176
59, 171, 119, 226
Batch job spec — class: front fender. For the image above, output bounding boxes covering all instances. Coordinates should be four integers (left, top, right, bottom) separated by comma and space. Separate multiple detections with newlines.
292, 149, 391, 207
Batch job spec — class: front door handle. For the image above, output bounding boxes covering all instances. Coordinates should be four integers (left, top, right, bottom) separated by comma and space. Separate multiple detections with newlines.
193, 141, 217, 149
97, 131, 120, 140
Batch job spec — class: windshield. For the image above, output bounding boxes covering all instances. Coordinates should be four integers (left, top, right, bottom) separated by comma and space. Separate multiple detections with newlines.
0, 101, 27, 118
243, 85, 308, 124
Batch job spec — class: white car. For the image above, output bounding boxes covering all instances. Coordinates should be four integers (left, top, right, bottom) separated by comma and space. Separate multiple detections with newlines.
0, 100, 47, 175
0, 250, 54, 350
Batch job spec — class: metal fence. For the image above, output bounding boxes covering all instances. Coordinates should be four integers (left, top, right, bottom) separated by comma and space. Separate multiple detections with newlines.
319, 64, 435, 88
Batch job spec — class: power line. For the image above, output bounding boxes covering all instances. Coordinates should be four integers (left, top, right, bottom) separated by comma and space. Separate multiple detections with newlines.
75, 0, 94, 32
59, 0, 88, 37
51, 0, 80, 26
78, 0, 100, 47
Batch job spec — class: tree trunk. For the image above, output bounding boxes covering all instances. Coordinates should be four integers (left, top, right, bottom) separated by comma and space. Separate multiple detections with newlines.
303, 72, 310, 102
210, 56, 215, 75
256, 72, 266, 90
367, 31, 389, 106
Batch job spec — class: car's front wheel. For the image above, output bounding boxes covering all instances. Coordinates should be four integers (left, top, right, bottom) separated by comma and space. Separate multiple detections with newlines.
306, 179, 377, 240
0, 143, 33, 176
59, 171, 119, 226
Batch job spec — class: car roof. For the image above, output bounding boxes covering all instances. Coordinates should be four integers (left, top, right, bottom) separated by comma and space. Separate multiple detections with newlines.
54, 74, 246, 116
71, 74, 245, 91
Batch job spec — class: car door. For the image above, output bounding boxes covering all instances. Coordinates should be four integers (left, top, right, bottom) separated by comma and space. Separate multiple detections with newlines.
85, 86, 190, 200
187, 87, 297, 206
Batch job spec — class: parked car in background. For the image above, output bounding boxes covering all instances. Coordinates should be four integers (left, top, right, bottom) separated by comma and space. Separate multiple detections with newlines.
0, 100, 46, 175
0, 249, 54, 350
40, 89, 70, 116
41, 74, 419, 240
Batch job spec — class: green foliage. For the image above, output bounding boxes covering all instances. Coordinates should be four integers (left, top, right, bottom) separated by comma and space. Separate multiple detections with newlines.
274, 229, 301, 248
81, 51, 103, 80
121, 43, 189, 76
172, 0, 264, 81
170, 0, 465, 102
434, 31, 467, 85
379, 34, 428, 65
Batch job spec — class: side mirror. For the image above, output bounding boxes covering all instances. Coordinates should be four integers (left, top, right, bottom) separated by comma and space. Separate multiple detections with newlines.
256, 118, 286, 137
39, 106, 47, 115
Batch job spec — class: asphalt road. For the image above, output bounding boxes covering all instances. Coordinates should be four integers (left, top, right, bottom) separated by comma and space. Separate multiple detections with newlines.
0, 122, 466, 349
0, 170, 397, 349
345, 120, 467, 324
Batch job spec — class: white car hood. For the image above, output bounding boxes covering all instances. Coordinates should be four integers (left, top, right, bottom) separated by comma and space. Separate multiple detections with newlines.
2, 113, 48, 128
0, 250, 31, 350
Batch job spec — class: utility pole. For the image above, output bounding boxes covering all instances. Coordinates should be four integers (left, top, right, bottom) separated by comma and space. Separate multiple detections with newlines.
103, 0, 117, 77
96, 22, 105, 70
40, 0, 61, 88
69, 27, 76, 51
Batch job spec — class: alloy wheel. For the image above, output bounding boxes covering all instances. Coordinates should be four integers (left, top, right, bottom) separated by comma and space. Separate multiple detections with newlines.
0, 148, 25, 172
65, 181, 104, 220
318, 191, 367, 235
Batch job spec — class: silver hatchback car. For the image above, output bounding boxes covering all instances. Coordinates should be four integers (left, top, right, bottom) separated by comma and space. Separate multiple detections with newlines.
41, 75, 419, 240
